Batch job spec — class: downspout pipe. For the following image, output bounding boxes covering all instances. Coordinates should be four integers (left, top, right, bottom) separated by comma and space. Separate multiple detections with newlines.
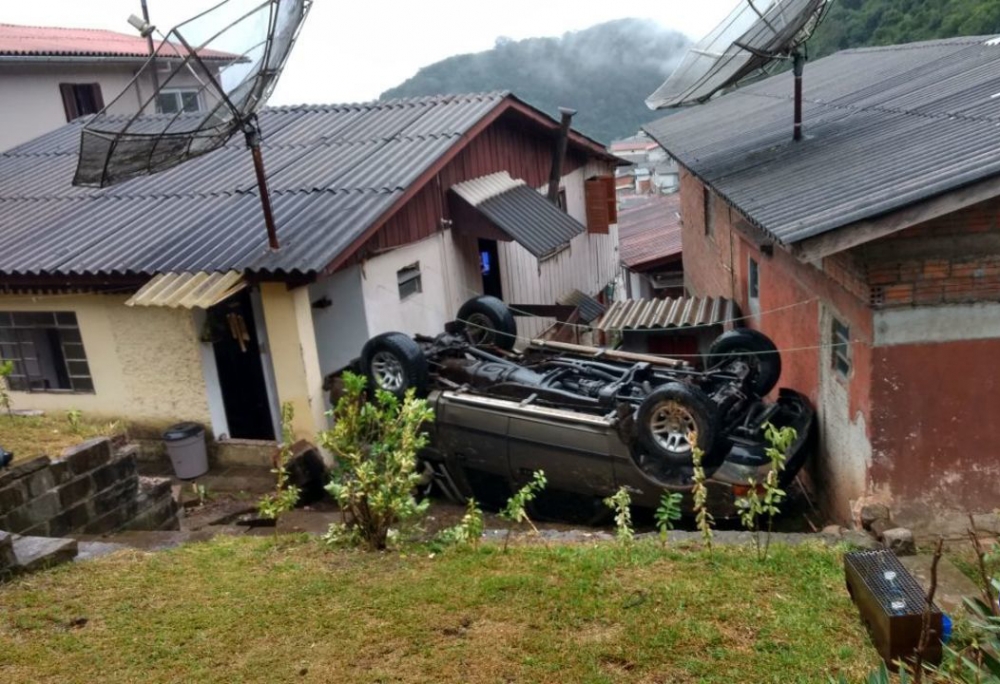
547, 107, 576, 205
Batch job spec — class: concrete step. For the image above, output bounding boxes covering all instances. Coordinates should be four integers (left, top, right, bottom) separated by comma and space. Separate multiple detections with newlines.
10, 535, 78, 573
75, 541, 131, 562
899, 555, 983, 616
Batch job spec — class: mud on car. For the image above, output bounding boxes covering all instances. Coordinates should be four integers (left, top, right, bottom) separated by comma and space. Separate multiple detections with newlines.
338, 296, 815, 520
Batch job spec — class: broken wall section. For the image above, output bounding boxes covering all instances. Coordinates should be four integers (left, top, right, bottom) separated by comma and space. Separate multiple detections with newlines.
0, 438, 178, 537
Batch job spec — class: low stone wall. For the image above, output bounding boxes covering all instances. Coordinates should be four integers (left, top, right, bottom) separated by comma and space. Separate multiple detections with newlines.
0, 438, 178, 537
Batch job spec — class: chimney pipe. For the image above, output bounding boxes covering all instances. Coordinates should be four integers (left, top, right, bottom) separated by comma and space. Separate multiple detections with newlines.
547, 107, 576, 204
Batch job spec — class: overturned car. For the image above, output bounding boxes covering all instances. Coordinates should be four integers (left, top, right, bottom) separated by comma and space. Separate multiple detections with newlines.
342, 296, 815, 519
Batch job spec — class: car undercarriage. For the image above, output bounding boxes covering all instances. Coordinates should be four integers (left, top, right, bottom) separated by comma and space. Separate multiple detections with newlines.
338, 296, 816, 519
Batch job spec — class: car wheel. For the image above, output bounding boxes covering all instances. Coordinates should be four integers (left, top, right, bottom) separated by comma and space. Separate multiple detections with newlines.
637, 383, 722, 469
705, 328, 782, 397
361, 332, 428, 399
454, 296, 518, 351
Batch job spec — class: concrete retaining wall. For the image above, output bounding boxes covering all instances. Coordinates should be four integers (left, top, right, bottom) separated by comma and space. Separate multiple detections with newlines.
0, 438, 178, 537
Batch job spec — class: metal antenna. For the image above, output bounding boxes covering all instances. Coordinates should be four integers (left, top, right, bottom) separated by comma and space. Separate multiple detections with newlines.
793, 51, 805, 141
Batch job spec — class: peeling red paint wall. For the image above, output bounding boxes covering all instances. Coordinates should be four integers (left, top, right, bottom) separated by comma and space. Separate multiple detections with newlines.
871, 339, 1000, 518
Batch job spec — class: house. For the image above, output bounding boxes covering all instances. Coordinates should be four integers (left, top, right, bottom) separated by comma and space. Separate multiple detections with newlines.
0, 92, 621, 445
0, 22, 226, 151
610, 133, 679, 200
618, 194, 683, 299
645, 37, 1000, 526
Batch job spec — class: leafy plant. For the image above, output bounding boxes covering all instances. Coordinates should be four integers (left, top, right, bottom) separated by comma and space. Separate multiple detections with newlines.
66, 408, 83, 434
499, 470, 547, 553
736, 423, 797, 562
437, 497, 485, 549
690, 439, 714, 553
190, 482, 210, 507
604, 486, 635, 547
320, 372, 433, 551
257, 402, 301, 531
655, 491, 684, 547
0, 359, 13, 415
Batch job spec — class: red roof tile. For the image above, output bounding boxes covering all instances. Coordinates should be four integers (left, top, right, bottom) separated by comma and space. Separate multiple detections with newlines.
0, 23, 231, 60
618, 194, 682, 270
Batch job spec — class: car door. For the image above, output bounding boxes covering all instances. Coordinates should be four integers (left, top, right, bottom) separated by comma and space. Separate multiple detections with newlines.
506, 406, 617, 497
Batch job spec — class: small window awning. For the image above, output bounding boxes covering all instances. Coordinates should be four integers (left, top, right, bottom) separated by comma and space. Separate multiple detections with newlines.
125, 271, 247, 309
450, 172, 586, 259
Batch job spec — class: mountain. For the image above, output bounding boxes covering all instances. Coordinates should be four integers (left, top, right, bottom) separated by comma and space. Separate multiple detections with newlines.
379, 19, 690, 144
809, 0, 1000, 57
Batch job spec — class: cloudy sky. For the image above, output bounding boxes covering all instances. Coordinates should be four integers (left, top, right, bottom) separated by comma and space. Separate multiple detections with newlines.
5, 0, 738, 104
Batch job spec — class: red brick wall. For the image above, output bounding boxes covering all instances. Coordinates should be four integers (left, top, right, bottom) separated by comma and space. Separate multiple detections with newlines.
861, 198, 1000, 307
679, 170, 736, 299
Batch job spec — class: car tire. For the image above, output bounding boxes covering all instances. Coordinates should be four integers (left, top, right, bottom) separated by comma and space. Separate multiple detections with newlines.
636, 383, 723, 469
454, 296, 517, 351
706, 328, 782, 397
361, 332, 428, 399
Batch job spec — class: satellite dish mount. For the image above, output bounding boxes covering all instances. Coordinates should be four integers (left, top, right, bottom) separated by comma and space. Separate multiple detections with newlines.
72, 0, 313, 254
646, 0, 830, 142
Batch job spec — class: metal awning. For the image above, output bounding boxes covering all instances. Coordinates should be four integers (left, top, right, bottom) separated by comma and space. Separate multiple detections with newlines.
594, 297, 739, 332
450, 171, 586, 259
125, 271, 247, 309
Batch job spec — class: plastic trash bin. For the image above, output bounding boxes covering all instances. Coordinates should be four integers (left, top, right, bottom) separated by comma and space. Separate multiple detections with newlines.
163, 422, 208, 480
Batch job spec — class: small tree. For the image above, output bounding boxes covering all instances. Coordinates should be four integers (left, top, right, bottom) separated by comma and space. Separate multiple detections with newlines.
438, 497, 485, 549
0, 360, 13, 416
258, 402, 302, 531
321, 372, 433, 551
655, 491, 684, 547
736, 423, 796, 562
499, 470, 546, 552
690, 439, 714, 553
604, 486, 635, 547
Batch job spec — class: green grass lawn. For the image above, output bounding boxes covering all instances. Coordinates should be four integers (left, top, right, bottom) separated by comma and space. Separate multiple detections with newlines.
0, 536, 878, 683
0, 413, 122, 463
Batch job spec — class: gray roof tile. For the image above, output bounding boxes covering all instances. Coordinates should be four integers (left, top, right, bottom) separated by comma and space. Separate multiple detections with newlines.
644, 37, 1000, 245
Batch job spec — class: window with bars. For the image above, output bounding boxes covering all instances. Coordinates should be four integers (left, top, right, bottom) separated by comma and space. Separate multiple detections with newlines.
0, 312, 94, 393
832, 317, 851, 379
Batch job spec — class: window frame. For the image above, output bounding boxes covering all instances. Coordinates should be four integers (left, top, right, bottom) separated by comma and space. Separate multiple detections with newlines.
156, 88, 204, 114
832, 317, 852, 380
0, 311, 94, 394
703, 186, 715, 237
59, 82, 105, 121
396, 262, 423, 300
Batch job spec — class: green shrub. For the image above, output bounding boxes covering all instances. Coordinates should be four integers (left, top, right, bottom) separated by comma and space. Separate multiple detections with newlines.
258, 402, 301, 529
320, 372, 433, 551
499, 470, 546, 552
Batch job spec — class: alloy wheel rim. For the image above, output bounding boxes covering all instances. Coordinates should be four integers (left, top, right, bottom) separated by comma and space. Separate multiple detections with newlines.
465, 312, 495, 345
371, 351, 405, 391
649, 400, 698, 455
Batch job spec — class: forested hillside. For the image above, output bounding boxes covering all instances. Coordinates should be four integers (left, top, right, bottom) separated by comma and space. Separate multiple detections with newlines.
380, 19, 689, 144
810, 0, 1000, 56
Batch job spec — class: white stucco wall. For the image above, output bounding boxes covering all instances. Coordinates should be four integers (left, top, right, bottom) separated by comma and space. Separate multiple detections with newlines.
360, 231, 462, 339
310, 265, 371, 376
0, 294, 211, 428
0, 61, 214, 152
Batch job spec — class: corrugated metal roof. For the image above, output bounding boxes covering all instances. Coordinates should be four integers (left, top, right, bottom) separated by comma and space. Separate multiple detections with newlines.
594, 297, 738, 332
0, 93, 521, 278
618, 194, 682, 270
126, 271, 247, 309
557, 289, 606, 323
0, 23, 232, 60
644, 37, 1000, 245
451, 171, 586, 259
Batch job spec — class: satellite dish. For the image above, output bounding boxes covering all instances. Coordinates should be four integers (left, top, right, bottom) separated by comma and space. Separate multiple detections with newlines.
72, 0, 312, 250
647, 0, 830, 133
